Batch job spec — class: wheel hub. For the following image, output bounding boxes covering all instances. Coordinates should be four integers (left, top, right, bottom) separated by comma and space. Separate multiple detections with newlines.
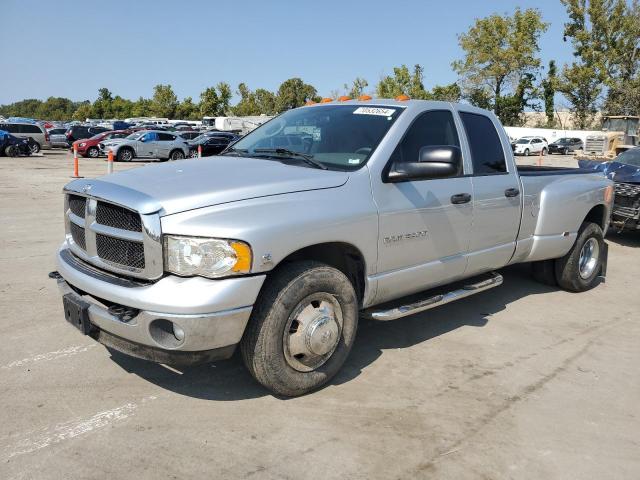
578, 237, 599, 279
283, 293, 343, 372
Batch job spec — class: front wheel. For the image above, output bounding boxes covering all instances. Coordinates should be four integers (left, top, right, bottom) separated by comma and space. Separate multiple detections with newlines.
170, 149, 185, 160
29, 141, 40, 154
524, 148, 530, 156
87, 146, 99, 158
117, 148, 133, 162
241, 261, 358, 397
555, 222, 605, 292
542, 147, 548, 156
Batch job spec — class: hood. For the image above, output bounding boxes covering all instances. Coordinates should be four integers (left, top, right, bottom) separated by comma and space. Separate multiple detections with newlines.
101, 137, 128, 146
578, 159, 640, 184
66, 156, 349, 215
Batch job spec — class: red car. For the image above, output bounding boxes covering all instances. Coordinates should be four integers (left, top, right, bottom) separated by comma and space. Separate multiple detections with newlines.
72, 130, 132, 158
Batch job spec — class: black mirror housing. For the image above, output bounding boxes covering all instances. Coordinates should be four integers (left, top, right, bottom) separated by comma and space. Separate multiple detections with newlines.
386, 145, 462, 182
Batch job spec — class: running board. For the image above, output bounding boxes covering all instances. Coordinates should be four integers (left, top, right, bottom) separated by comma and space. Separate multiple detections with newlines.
362, 272, 503, 321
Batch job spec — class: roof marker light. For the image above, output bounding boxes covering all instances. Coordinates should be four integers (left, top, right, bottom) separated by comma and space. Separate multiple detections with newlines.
358, 95, 372, 101
395, 94, 410, 101
338, 96, 351, 102
320, 98, 333, 103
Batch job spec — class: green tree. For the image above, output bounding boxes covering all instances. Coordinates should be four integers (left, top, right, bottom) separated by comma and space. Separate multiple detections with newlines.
131, 96, 152, 117
377, 65, 428, 99
427, 83, 462, 102
199, 87, 220, 117
560, 0, 640, 117
175, 97, 199, 119
150, 84, 178, 118
216, 82, 232, 115
344, 77, 369, 98
275, 78, 318, 112
541, 60, 557, 127
452, 8, 548, 122
72, 102, 93, 121
558, 62, 602, 129
254, 88, 277, 115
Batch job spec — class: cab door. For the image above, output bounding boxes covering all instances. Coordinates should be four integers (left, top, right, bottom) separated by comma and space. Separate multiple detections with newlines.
371, 108, 474, 304
456, 108, 521, 275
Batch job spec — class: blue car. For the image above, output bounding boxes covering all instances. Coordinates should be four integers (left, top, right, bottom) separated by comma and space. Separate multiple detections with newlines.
0, 130, 33, 157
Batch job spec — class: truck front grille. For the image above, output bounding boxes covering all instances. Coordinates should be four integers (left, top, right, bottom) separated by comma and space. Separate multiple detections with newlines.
68, 195, 86, 218
614, 183, 640, 209
64, 193, 162, 280
96, 202, 142, 232
70, 221, 86, 249
96, 234, 145, 269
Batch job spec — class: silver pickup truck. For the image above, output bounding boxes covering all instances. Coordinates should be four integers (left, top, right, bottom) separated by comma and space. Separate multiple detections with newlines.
53, 100, 613, 396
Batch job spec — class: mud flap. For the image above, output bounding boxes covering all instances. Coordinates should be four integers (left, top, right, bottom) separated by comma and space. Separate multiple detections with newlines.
599, 242, 609, 279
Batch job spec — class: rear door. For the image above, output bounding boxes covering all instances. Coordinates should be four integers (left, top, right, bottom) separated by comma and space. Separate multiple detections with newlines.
457, 109, 521, 275
157, 133, 175, 158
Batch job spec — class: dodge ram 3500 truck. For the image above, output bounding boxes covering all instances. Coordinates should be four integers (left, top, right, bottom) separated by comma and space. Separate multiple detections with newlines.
53, 100, 613, 396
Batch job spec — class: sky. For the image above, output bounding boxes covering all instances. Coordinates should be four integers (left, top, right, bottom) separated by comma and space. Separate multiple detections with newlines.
0, 0, 576, 105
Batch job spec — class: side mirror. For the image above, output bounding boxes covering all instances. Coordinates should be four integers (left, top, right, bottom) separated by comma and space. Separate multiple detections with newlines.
387, 145, 462, 182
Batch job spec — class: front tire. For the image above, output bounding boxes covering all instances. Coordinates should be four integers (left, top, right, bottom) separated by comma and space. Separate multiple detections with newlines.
555, 222, 604, 292
117, 148, 133, 162
170, 149, 185, 160
241, 261, 358, 397
29, 141, 40, 154
87, 146, 99, 158
524, 148, 530, 156
542, 147, 548, 156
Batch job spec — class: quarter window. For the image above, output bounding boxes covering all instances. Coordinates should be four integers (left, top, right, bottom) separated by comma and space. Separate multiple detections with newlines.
460, 112, 507, 175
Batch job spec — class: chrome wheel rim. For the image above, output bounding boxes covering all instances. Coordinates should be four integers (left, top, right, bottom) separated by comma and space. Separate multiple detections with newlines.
578, 238, 599, 279
283, 293, 343, 372
89, 148, 98, 158
30, 144, 39, 154
121, 150, 132, 161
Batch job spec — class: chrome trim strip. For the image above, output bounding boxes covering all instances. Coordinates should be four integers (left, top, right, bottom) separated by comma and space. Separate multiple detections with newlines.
363, 272, 503, 321
91, 223, 145, 242
64, 179, 163, 215
68, 212, 84, 227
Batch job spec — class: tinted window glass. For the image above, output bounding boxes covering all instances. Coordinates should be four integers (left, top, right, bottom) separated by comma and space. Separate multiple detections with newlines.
1, 124, 18, 133
460, 112, 506, 175
25, 124, 42, 134
390, 110, 460, 165
158, 133, 175, 141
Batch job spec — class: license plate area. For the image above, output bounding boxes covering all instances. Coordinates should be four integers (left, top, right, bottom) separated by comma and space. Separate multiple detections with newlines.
62, 293, 92, 335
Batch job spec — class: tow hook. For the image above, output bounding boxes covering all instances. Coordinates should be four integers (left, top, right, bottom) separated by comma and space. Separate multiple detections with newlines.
48, 271, 62, 280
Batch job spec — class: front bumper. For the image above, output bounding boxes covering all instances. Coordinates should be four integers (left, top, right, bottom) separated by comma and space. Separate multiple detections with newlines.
55, 247, 266, 364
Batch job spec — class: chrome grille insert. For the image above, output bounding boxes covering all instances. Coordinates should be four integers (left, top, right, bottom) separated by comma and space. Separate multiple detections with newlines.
96, 202, 142, 232
68, 195, 86, 218
96, 234, 145, 269
64, 193, 162, 280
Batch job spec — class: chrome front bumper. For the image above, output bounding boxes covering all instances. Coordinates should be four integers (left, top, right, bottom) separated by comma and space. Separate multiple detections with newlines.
56, 247, 266, 358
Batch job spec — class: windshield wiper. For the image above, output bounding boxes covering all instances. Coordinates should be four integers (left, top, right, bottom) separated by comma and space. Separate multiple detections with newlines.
253, 148, 328, 170
221, 146, 249, 156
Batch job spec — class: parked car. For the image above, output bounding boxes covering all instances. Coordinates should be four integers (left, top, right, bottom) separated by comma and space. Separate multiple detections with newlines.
579, 147, 640, 232
513, 136, 548, 156
188, 133, 238, 157
65, 125, 110, 144
548, 137, 583, 155
0, 130, 33, 156
72, 130, 133, 158
0, 122, 51, 153
48, 128, 70, 148
178, 131, 201, 141
53, 100, 613, 397
98, 130, 190, 161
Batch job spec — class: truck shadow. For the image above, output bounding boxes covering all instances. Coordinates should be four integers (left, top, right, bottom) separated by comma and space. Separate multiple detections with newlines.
107, 264, 556, 400
606, 229, 640, 248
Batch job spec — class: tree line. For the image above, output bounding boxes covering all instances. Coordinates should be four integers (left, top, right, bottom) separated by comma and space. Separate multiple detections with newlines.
1, 0, 638, 129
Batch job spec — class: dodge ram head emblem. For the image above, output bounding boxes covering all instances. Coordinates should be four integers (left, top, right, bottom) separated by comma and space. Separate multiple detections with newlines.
82, 184, 92, 193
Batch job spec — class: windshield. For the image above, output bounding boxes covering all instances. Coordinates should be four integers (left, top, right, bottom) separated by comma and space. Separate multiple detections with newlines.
616, 148, 640, 167
126, 132, 144, 140
603, 118, 639, 135
516, 139, 530, 144
227, 104, 403, 170
555, 138, 570, 144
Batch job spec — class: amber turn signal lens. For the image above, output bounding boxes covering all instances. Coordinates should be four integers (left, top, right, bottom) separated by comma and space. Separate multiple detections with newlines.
230, 241, 252, 272
320, 98, 333, 103
358, 95, 372, 101
395, 94, 410, 101
338, 96, 351, 102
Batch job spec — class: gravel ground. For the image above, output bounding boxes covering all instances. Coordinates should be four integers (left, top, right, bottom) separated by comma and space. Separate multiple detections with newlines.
1, 150, 639, 479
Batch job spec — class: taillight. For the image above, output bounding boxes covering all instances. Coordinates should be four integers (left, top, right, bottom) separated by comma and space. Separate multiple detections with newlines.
45, 131, 50, 141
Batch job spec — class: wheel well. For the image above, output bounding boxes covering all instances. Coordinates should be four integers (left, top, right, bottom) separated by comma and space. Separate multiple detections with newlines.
583, 204, 607, 230
276, 242, 366, 306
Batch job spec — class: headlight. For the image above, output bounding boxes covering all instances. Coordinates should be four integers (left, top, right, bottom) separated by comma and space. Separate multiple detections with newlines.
164, 235, 252, 278
79, 142, 86, 147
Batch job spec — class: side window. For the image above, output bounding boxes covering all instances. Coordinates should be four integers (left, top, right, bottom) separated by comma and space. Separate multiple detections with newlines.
390, 110, 460, 165
158, 133, 175, 141
460, 112, 507, 175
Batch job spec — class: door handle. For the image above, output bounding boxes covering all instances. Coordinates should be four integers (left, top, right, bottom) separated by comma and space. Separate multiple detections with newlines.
504, 188, 520, 198
450, 193, 472, 204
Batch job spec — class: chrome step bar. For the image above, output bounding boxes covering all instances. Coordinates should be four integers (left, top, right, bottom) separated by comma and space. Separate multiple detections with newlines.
363, 272, 503, 321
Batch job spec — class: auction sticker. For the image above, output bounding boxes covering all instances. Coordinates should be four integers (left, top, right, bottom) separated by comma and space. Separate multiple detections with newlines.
353, 107, 396, 116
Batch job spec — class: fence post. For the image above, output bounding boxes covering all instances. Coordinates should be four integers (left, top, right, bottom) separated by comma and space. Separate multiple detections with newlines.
198, 144, 202, 158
